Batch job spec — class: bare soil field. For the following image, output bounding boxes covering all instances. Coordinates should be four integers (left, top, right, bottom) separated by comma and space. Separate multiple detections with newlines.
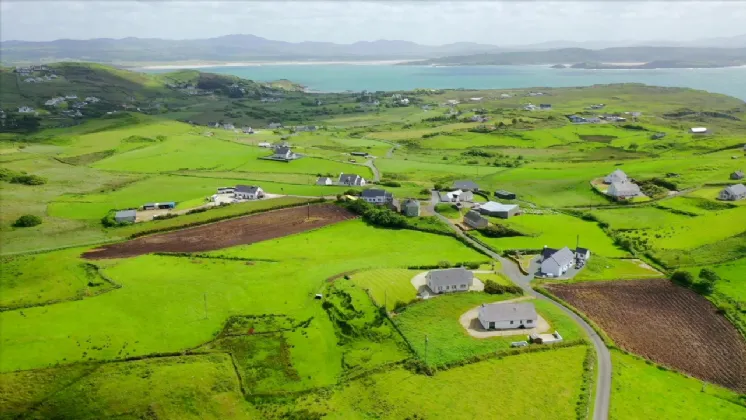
546, 279, 746, 392
83, 204, 356, 259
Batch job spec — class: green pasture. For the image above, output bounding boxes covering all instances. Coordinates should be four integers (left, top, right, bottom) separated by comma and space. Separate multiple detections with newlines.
394, 293, 585, 367
686, 257, 746, 304
348, 268, 420, 311
261, 346, 590, 420
473, 213, 627, 257
571, 256, 662, 282
610, 350, 746, 420
476, 272, 516, 286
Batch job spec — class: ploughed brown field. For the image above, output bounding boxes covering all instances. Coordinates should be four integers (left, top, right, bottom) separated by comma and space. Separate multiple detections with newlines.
83, 204, 356, 259
546, 279, 746, 392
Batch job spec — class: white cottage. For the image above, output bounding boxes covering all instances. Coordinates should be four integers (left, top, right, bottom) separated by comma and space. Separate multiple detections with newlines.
540, 247, 575, 277
478, 303, 538, 330
234, 185, 264, 200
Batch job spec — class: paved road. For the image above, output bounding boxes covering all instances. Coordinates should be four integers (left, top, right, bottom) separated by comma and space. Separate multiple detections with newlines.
426, 194, 611, 420
364, 158, 381, 182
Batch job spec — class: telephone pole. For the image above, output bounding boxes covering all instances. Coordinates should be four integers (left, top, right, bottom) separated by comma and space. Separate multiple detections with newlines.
203, 293, 208, 319
424, 335, 429, 366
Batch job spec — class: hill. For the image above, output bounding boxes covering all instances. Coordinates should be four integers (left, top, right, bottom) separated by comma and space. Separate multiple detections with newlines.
403, 46, 746, 67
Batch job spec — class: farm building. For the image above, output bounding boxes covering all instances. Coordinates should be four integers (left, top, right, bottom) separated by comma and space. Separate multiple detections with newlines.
576, 247, 591, 262
478, 201, 520, 219
464, 210, 488, 229
426, 268, 474, 294
235, 185, 265, 200
351, 152, 369, 157
451, 180, 480, 191
316, 177, 333, 186
114, 210, 137, 223
607, 181, 642, 199
690, 127, 708, 134
142, 202, 175, 210
540, 246, 576, 277
217, 187, 235, 194
267, 146, 300, 161
338, 173, 366, 186
539, 104, 552, 110
494, 190, 516, 200
361, 189, 393, 205
604, 169, 628, 184
258, 142, 272, 148
730, 170, 744, 180
718, 184, 746, 201
439, 189, 473, 203
568, 115, 586, 123
478, 302, 537, 330
400, 199, 420, 217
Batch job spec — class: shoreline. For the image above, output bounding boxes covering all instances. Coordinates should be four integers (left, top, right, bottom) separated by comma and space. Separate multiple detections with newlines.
134, 59, 415, 70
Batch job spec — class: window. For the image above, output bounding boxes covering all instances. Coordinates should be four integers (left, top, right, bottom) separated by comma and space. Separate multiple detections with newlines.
527, 320, 532, 324
510, 320, 514, 325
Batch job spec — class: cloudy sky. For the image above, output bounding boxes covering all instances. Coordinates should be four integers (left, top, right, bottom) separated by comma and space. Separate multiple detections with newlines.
1, 1, 744, 45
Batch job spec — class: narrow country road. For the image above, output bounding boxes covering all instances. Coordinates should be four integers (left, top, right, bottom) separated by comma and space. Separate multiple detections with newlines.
426, 193, 611, 420
364, 158, 381, 182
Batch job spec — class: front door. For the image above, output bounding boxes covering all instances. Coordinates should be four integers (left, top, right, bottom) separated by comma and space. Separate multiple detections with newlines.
489, 322, 495, 330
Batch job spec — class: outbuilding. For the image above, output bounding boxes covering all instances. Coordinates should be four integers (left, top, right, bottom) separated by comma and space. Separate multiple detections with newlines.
478, 201, 520, 219
114, 210, 137, 223
316, 177, 333, 186
690, 127, 708, 134
463, 210, 488, 229
478, 302, 537, 330
426, 268, 474, 294
718, 184, 746, 201
730, 170, 744, 181
400, 198, 420, 217
235, 185, 264, 200
494, 190, 516, 200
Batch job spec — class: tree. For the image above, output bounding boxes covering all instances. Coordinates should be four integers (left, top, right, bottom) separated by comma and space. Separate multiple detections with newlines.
671, 271, 694, 287
13, 214, 42, 228
698, 268, 720, 283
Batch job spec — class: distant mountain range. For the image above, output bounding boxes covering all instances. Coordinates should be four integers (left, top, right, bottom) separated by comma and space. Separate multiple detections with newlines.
1, 33, 744, 66
404, 47, 746, 68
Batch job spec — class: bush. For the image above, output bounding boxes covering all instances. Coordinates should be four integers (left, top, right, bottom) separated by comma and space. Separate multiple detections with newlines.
13, 214, 42, 227
419, 188, 431, 195
484, 279, 523, 295
479, 224, 523, 238
465, 262, 480, 269
380, 180, 401, 187
393, 300, 408, 312
671, 271, 694, 287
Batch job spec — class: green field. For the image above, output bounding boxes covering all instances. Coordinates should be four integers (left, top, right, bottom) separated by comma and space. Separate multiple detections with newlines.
349, 268, 420, 311
572, 256, 663, 282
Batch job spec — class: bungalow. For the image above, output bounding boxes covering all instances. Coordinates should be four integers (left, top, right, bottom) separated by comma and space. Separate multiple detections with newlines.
351, 152, 369, 157
65, 94, 78, 100
361, 189, 393, 205
222, 123, 235, 130
426, 267, 474, 294
257, 142, 272, 148
470, 115, 489, 123
478, 201, 520, 219
242, 127, 254, 134
235, 185, 264, 200
142, 202, 176, 210
45, 97, 65, 106
446, 99, 460, 106
400, 198, 421, 217
729, 170, 744, 180
338, 173, 366, 187
540, 246, 576, 277
316, 177, 333, 186
294, 125, 317, 132
470, 97, 483, 102
18, 106, 35, 113
114, 210, 137, 223
478, 303, 537, 330
464, 210, 488, 229
568, 115, 586, 123
270, 146, 299, 161
500, 93, 511, 98
440, 189, 473, 203
539, 104, 552, 110
451, 180, 479, 192
607, 181, 642, 199
494, 190, 516, 200
690, 127, 708, 134
718, 184, 746, 201
604, 169, 628, 184
524, 104, 537, 111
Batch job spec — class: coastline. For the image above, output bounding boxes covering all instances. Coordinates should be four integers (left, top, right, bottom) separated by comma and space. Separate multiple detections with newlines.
134, 59, 415, 70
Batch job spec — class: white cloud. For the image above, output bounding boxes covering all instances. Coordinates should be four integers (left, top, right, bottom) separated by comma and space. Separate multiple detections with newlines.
1, 1, 744, 44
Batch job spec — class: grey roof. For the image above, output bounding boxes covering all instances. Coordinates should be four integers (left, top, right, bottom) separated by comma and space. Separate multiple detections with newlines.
427, 267, 474, 288
115, 210, 136, 218
339, 173, 363, 183
541, 246, 575, 272
316, 177, 332, 185
732, 170, 744, 178
480, 201, 519, 213
361, 189, 391, 199
464, 210, 486, 223
438, 191, 451, 201
479, 303, 537, 323
235, 185, 261, 194
274, 146, 291, 155
723, 184, 746, 195
576, 247, 590, 255
401, 198, 420, 208
609, 181, 641, 196
452, 180, 479, 190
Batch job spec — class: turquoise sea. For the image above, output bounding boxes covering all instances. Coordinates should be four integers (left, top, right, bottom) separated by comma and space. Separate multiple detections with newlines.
146, 64, 746, 100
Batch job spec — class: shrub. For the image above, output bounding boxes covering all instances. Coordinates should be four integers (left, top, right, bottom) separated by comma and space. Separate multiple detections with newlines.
671, 271, 694, 287
479, 224, 523, 238
465, 262, 480, 269
393, 300, 408, 312
10, 174, 47, 185
13, 214, 42, 227
380, 180, 401, 188
419, 188, 431, 195
484, 279, 523, 295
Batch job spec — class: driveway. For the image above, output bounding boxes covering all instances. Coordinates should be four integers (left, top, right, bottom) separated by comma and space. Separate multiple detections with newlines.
410, 271, 485, 298
459, 297, 550, 338
431, 210, 612, 420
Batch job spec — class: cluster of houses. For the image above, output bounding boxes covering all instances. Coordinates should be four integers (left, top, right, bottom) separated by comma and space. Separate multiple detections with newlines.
603, 169, 643, 200
539, 246, 591, 278
16, 65, 59, 83
523, 103, 552, 111
318, 173, 367, 187
211, 185, 266, 202
45, 95, 100, 108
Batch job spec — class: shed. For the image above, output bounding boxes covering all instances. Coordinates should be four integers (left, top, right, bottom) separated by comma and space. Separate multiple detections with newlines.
730, 170, 744, 180
478, 201, 520, 219
115, 210, 136, 223
690, 127, 708, 134
316, 177, 333, 186
494, 190, 516, 200
400, 198, 420, 217
464, 210, 488, 229
478, 303, 537, 330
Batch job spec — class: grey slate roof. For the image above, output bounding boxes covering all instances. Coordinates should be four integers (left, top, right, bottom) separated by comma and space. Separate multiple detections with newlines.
339, 173, 363, 184
452, 180, 479, 190
115, 210, 136, 218
541, 246, 575, 273
274, 146, 291, 155
427, 268, 474, 288
479, 303, 537, 323
235, 185, 261, 194
401, 198, 420, 208
361, 189, 392, 199
316, 177, 332, 185
464, 210, 486, 223
608, 181, 641, 197
723, 184, 746, 195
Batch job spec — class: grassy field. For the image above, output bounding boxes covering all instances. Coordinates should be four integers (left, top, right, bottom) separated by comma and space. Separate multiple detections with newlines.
572, 256, 663, 282
610, 350, 746, 420
394, 293, 586, 367
471, 213, 627, 257
260, 346, 590, 420
348, 268, 420, 311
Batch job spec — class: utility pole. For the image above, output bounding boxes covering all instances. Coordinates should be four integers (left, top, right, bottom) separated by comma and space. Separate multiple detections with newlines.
203, 293, 208, 319
385, 290, 388, 312
424, 335, 429, 366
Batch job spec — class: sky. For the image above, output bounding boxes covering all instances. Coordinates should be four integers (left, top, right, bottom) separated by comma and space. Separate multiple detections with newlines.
1, 1, 745, 45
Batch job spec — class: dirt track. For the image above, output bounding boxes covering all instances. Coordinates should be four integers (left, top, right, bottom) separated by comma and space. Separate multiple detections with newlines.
83, 204, 355, 259
547, 279, 746, 392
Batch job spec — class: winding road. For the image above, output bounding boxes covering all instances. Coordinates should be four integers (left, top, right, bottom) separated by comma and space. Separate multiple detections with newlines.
427, 192, 611, 420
